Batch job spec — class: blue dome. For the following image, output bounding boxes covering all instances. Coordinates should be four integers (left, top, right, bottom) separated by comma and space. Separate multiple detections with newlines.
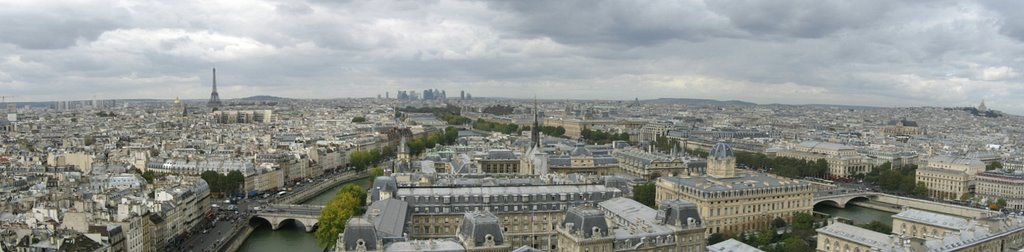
710, 142, 734, 158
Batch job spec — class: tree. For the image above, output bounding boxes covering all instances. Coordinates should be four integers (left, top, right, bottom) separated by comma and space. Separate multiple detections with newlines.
913, 182, 929, 197
791, 212, 814, 231
813, 159, 829, 178
987, 161, 1003, 171
997, 198, 1008, 209
898, 175, 916, 194
781, 236, 811, 252
653, 136, 678, 153
707, 233, 729, 246
772, 217, 787, 228
632, 183, 656, 208
351, 116, 367, 123
369, 167, 384, 177
142, 170, 156, 183
858, 221, 892, 234
315, 188, 362, 247
443, 126, 459, 145
200, 171, 222, 196
754, 228, 774, 248
960, 193, 972, 201
226, 170, 246, 194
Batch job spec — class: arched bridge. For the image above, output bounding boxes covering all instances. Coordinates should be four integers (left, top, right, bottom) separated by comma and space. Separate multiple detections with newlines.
813, 189, 879, 208
251, 204, 324, 232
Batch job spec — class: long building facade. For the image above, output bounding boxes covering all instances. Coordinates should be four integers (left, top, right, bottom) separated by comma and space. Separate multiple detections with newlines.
656, 143, 815, 235
915, 156, 985, 200
369, 177, 623, 250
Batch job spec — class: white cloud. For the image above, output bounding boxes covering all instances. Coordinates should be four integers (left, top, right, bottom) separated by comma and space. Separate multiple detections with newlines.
980, 66, 1019, 81
88, 29, 278, 61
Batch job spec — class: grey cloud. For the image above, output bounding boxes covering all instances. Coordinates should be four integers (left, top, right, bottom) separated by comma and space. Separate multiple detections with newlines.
978, 0, 1024, 41
487, 0, 738, 46
0, 15, 117, 49
5, 0, 1024, 113
705, 0, 896, 39
276, 3, 315, 15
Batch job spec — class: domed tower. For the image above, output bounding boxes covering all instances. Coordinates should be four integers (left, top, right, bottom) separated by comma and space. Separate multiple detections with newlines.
172, 97, 186, 116
707, 142, 736, 178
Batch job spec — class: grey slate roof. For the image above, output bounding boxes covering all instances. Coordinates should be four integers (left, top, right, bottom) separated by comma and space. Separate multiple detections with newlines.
382, 239, 465, 252
562, 206, 609, 239
512, 245, 544, 252
659, 199, 702, 227
485, 149, 517, 160
457, 211, 505, 247
367, 198, 410, 239
569, 144, 593, 157
659, 172, 810, 193
892, 209, 968, 231
369, 176, 399, 202
341, 217, 380, 251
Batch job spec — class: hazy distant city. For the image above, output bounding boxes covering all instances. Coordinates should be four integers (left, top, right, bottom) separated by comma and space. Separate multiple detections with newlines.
5, 1, 1024, 252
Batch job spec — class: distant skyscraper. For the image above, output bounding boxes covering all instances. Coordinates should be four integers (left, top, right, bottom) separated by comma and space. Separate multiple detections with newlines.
460, 90, 465, 100
207, 68, 223, 110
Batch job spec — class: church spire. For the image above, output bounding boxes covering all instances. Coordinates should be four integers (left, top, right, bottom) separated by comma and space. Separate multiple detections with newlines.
531, 98, 540, 148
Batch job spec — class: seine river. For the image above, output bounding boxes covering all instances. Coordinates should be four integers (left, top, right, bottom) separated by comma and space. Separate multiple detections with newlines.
237, 177, 373, 252
814, 204, 894, 227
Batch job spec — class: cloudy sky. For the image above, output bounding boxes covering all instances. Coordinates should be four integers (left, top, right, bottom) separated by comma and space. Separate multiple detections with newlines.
3, 0, 1024, 113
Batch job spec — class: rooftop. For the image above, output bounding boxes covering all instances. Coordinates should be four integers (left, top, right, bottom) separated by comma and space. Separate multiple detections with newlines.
892, 209, 969, 231
707, 238, 764, 252
659, 172, 810, 193
397, 184, 620, 197
597, 197, 675, 238
926, 156, 984, 167
382, 239, 465, 252
816, 222, 902, 251
798, 141, 855, 152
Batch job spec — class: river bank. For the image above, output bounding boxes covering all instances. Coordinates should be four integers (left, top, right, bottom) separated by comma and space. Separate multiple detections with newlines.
232, 176, 374, 252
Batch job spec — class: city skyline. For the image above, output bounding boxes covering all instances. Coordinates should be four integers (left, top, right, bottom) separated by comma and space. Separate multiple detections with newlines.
3, 1, 1024, 113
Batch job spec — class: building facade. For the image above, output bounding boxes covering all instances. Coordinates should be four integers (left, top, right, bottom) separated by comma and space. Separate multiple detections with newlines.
975, 170, 1024, 210
773, 141, 871, 178
613, 149, 705, 179
369, 177, 623, 250
656, 143, 815, 235
915, 156, 984, 200
479, 150, 521, 174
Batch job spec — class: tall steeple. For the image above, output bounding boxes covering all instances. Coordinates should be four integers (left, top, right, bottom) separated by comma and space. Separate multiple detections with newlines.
531, 98, 540, 148
207, 68, 223, 109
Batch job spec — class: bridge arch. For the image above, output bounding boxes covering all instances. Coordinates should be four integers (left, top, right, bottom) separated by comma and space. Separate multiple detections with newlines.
249, 216, 272, 228
814, 195, 873, 208
847, 196, 870, 204
815, 199, 844, 209
249, 215, 320, 232
279, 219, 306, 230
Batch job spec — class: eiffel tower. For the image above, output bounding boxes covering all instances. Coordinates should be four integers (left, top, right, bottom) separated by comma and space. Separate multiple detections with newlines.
207, 68, 222, 110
